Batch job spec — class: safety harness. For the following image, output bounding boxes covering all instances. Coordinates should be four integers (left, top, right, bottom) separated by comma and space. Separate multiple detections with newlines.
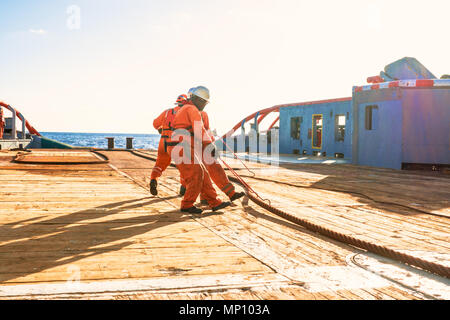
165, 107, 207, 149
160, 108, 177, 137
160, 107, 182, 151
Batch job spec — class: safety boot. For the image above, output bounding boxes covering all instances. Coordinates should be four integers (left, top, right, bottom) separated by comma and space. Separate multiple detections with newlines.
212, 201, 231, 212
230, 192, 245, 202
150, 179, 158, 196
181, 206, 203, 215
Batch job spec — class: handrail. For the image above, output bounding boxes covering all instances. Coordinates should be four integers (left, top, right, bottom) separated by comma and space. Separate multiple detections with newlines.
0, 102, 41, 137
220, 97, 352, 139
221, 105, 281, 139
267, 116, 280, 131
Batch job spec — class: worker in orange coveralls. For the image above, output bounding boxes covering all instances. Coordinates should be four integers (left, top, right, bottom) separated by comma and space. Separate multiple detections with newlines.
0, 107, 4, 139
166, 86, 231, 214
197, 102, 245, 204
150, 88, 245, 205
149, 94, 188, 196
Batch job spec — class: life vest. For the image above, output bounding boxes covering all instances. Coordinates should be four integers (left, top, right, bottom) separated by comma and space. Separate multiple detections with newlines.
165, 104, 212, 151
160, 107, 181, 138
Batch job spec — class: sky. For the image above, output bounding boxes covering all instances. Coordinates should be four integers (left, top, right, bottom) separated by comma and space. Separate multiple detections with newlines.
0, 0, 449, 135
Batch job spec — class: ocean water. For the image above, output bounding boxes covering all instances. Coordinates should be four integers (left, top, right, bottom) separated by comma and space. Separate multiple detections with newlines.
41, 132, 160, 150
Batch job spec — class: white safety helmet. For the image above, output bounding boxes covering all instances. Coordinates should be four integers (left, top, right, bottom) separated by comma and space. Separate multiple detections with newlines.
187, 87, 196, 99
191, 86, 210, 102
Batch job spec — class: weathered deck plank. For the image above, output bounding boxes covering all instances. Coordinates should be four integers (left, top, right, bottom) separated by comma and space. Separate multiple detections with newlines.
0, 150, 448, 300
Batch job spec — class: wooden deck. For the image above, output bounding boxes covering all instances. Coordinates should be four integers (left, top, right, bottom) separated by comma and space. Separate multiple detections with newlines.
0, 149, 448, 300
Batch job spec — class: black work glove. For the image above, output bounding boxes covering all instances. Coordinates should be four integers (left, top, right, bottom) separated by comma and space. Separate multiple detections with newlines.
158, 128, 163, 134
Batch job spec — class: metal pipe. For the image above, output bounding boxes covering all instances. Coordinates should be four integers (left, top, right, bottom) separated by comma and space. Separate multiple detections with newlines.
16, 112, 26, 139
0, 106, 3, 139
11, 108, 17, 139
253, 112, 260, 133
240, 118, 246, 135
267, 116, 280, 131
22, 117, 26, 139
257, 113, 269, 125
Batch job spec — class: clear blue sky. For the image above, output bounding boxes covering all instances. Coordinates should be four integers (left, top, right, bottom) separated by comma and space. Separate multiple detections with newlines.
1, 0, 449, 134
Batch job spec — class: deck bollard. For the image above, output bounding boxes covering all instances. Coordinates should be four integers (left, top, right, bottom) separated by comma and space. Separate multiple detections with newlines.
126, 137, 134, 150
106, 137, 115, 149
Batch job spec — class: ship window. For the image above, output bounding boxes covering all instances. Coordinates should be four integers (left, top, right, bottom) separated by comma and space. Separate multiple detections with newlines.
335, 115, 346, 142
290, 117, 302, 140
365, 105, 379, 130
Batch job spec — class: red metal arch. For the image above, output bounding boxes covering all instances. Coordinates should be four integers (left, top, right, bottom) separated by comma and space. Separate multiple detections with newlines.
0, 102, 41, 136
221, 105, 280, 139
221, 97, 352, 139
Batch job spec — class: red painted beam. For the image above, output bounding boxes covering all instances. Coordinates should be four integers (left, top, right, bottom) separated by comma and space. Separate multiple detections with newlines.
257, 113, 269, 125
267, 116, 280, 131
221, 97, 351, 139
0, 101, 41, 136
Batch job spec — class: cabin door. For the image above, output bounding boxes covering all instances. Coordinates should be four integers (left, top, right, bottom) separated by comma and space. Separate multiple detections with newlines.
312, 114, 323, 150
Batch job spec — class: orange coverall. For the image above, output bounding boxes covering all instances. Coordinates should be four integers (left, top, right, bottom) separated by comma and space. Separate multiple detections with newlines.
151, 106, 185, 185
167, 103, 223, 210
201, 112, 238, 199
152, 106, 236, 201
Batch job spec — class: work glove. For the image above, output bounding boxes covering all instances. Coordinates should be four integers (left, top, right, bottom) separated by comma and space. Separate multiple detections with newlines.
158, 128, 163, 134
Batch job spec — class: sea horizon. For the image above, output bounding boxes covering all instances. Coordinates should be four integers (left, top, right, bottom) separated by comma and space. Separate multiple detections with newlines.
40, 131, 161, 150
41, 131, 160, 136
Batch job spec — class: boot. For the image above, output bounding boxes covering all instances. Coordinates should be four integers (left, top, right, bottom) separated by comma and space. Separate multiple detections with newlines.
230, 192, 245, 202
179, 185, 186, 196
150, 179, 158, 196
212, 201, 231, 212
181, 206, 203, 214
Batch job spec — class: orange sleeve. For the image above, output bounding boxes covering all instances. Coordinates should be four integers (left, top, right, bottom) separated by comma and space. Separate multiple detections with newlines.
186, 106, 212, 144
153, 110, 167, 131
201, 111, 210, 130
201, 111, 215, 142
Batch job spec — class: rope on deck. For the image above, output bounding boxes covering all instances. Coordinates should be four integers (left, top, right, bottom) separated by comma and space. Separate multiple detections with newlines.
111, 149, 450, 279
229, 176, 450, 279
